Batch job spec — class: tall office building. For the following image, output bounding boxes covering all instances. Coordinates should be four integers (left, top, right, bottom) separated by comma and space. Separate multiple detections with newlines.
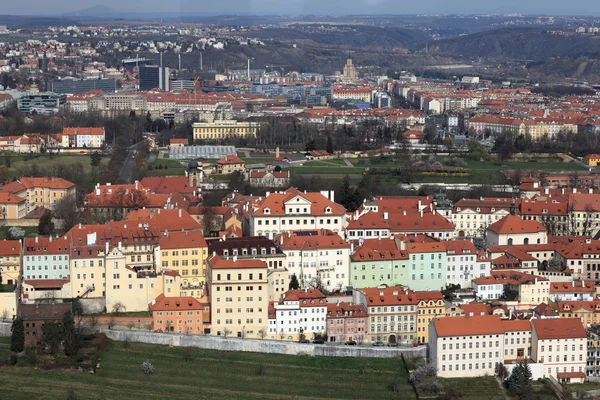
139, 65, 170, 91
49, 78, 117, 95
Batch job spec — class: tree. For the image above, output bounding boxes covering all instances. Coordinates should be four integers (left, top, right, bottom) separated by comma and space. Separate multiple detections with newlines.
38, 211, 54, 236
141, 360, 154, 375
10, 317, 24, 353
258, 329, 267, 340
62, 311, 81, 357
506, 361, 533, 400
289, 274, 300, 290
41, 320, 63, 354
547, 256, 563, 271
305, 139, 316, 152
53, 195, 81, 233
112, 302, 126, 315
227, 171, 246, 193
326, 136, 334, 154
337, 175, 362, 212
90, 151, 102, 167
4, 153, 10, 168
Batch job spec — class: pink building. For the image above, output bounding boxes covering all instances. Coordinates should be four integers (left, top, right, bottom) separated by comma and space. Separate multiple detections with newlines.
326, 302, 368, 343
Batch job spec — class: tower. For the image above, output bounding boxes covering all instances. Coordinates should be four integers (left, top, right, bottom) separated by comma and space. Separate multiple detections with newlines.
343, 58, 357, 82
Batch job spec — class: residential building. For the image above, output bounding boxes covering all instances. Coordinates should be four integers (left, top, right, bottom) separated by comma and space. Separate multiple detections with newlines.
0, 239, 21, 285
22, 236, 70, 281
451, 198, 512, 238
550, 281, 595, 302
531, 318, 587, 383
192, 120, 258, 140
472, 271, 550, 304
0, 191, 27, 220
415, 291, 445, 344
349, 238, 409, 288
207, 236, 286, 270
1, 177, 76, 213
19, 302, 72, 345
326, 302, 368, 343
353, 285, 418, 344
215, 154, 245, 175
149, 294, 209, 334
156, 231, 208, 298
556, 301, 600, 327
61, 127, 106, 148
207, 255, 269, 338
248, 188, 345, 239
270, 289, 327, 341
49, 77, 116, 95
406, 242, 447, 291
502, 320, 533, 363
276, 229, 350, 291
445, 241, 490, 288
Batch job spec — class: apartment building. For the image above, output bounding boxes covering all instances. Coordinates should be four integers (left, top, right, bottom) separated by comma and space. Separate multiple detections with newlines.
0, 239, 21, 285
61, 127, 106, 148
415, 291, 445, 344
22, 236, 70, 281
276, 229, 350, 291
345, 211, 390, 240
207, 255, 269, 339
207, 235, 286, 270
1, 177, 76, 212
326, 302, 368, 343
149, 294, 209, 334
156, 231, 208, 298
502, 320, 533, 363
269, 289, 327, 341
550, 281, 595, 302
445, 240, 490, 288
349, 238, 409, 288
405, 242, 447, 292
531, 318, 587, 383
353, 285, 418, 344
452, 198, 512, 238
556, 301, 600, 327
429, 315, 506, 378
472, 271, 550, 304
0, 191, 27, 220
248, 188, 345, 239
192, 120, 258, 140
215, 154, 245, 175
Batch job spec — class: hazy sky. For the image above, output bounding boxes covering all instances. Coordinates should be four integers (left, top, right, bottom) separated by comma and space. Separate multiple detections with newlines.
11, 0, 600, 16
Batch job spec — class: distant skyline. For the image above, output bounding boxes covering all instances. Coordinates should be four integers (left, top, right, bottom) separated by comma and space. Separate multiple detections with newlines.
8, 0, 600, 17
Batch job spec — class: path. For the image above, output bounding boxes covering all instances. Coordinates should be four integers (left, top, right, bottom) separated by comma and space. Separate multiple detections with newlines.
116, 143, 141, 184
343, 159, 354, 167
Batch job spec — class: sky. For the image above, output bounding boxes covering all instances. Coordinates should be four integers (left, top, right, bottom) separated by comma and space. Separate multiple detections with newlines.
9, 0, 600, 16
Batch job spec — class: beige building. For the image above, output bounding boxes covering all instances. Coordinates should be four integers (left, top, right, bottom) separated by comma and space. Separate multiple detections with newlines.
156, 231, 208, 298
192, 120, 258, 141
207, 255, 269, 338
415, 291, 445, 344
532, 318, 587, 383
1, 177, 76, 212
0, 239, 21, 285
0, 191, 27, 220
105, 245, 180, 313
353, 285, 418, 344
486, 214, 547, 246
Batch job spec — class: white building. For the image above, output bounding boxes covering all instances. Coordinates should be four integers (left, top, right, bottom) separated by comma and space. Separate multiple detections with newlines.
445, 240, 491, 288
248, 188, 346, 239
275, 229, 350, 292
486, 214, 547, 246
269, 289, 328, 341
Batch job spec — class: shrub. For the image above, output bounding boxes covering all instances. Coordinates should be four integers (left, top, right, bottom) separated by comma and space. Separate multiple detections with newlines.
141, 360, 154, 375
8, 354, 17, 366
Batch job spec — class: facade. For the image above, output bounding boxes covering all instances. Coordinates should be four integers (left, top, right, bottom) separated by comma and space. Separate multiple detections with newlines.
192, 120, 258, 140
353, 285, 418, 344
49, 78, 116, 94
0, 191, 27, 219
406, 242, 447, 292
149, 294, 208, 334
452, 198, 512, 238
139, 65, 170, 91
415, 291, 445, 344
215, 154, 246, 175
17, 93, 64, 114
22, 236, 70, 281
156, 231, 208, 298
0, 239, 21, 285
326, 302, 368, 343
1, 177, 76, 212
270, 289, 327, 341
207, 255, 269, 339
486, 214, 547, 246
61, 127, 106, 148
276, 229, 350, 291
207, 236, 286, 270
342, 59, 357, 82
445, 241, 490, 288
20, 303, 72, 345
249, 188, 345, 239
349, 238, 409, 288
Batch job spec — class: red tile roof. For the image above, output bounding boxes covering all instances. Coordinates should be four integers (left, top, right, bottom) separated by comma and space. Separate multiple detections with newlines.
0, 239, 21, 255
216, 154, 245, 165
358, 286, 419, 306
149, 294, 203, 311
487, 214, 546, 234
433, 315, 505, 337
276, 229, 349, 250
501, 320, 532, 332
159, 231, 207, 250
326, 302, 367, 318
208, 254, 267, 270
531, 318, 585, 339
251, 187, 346, 217
347, 211, 389, 230
550, 281, 595, 293
2, 177, 75, 192
0, 191, 25, 204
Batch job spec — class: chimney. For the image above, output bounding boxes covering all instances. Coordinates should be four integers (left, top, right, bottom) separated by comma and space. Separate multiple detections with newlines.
105, 241, 109, 253
590, 188, 594, 194
212, 251, 216, 257
118, 241, 122, 251
233, 255, 237, 262
276, 146, 280, 159
573, 188, 577, 194
178, 209, 182, 218
420, 210, 423, 218
384, 212, 389, 220
35, 236, 38, 244
351, 242, 354, 253
78, 223, 82, 229
49, 236, 52, 242
329, 190, 334, 203
135, 180, 139, 190
544, 188, 549, 195
96, 188, 100, 196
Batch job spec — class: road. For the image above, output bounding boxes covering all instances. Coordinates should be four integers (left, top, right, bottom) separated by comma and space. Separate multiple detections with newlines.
116, 143, 141, 184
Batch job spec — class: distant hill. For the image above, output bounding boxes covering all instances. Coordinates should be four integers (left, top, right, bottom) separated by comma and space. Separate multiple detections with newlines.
429, 28, 600, 60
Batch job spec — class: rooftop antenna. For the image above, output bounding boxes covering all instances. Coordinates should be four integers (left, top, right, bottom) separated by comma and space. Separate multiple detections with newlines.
160, 52, 163, 68
200, 51, 203, 71
178, 53, 182, 71
247, 58, 250, 81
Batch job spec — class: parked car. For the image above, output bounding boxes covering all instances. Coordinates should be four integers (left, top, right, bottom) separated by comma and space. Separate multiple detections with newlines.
372, 341, 385, 347
345, 340, 357, 346
298, 339, 310, 344
312, 339, 325, 344
387, 343, 399, 347
153, 328, 163, 333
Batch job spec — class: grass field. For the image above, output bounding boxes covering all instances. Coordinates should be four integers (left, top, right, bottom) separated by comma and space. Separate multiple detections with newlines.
0, 226, 39, 240
0, 341, 414, 400
444, 377, 505, 400
6, 154, 97, 177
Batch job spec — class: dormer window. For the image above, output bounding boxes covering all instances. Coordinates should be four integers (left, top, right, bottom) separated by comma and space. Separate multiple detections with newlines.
325, 207, 331, 213
242, 249, 247, 255
491, 208, 495, 212
476, 208, 480, 212
456, 207, 461, 211
251, 248, 257, 255
233, 249, 238, 256
270, 247, 276, 255
264, 208, 270, 215
223, 250, 229, 257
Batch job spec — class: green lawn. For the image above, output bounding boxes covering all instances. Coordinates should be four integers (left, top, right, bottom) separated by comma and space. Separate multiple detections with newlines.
6, 154, 98, 177
241, 157, 276, 165
0, 226, 39, 240
0, 341, 414, 400
564, 381, 600, 393
150, 159, 188, 177
444, 377, 505, 400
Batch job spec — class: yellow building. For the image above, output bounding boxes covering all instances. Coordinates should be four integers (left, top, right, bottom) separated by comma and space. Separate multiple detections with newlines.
415, 291, 445, 344
192, 120, 258, 141
157, 231, 208, 298
105, 245, 180, 313
584, 154, 600, 167
207, 254, 269, 338
0, 239, 21, 285
0, 192, 27, 220
557, 300, 600, 326
215, 154, 246, 175
1, 177, 76, 212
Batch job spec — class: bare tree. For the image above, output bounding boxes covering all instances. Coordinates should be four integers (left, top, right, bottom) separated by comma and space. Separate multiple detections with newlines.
583, 204, 595, 236
112, 302, 126, 316
258, 329, 267, 340
223, 328, 232, 338
88, 315, 99, 330
127, 321, 135, 330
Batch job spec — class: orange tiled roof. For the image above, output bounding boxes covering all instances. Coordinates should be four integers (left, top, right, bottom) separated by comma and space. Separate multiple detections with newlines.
433, 314, 504, 337
487, 214, 546, 234
159, 230, 207, 250
149, 294, 203, 311
531, 318, 585, 339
